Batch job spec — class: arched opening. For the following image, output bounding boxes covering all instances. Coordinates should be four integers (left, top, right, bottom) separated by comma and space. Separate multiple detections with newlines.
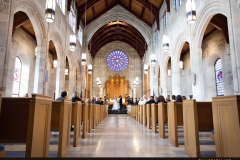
47, 40, 58, 99
179, 42, 192, 99
65, 57, 70, 97
201, 14, 232, 100
166, 57, 172, 101
8, 11, 36, 97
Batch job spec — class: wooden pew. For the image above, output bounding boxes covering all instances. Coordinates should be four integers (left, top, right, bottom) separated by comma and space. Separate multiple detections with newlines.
82, 102, 88, 139
93, 104, 97, 129
146, 104, 151, 129
158, 102, 168, 138
151, 103, 158, 133
143, 104, 147, 126
51, 100, 72, 157
0, 87, 2, 115
182, 100, 213, 157
0, 94, 52, 157
88, 103, 93, 133
212, 95, 240, 157
139, 105, 143, 124
71, 101, 82, 147
167, 102, 183, 147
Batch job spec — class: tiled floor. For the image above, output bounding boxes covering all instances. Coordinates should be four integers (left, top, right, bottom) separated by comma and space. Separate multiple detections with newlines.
3, 114, 216, 157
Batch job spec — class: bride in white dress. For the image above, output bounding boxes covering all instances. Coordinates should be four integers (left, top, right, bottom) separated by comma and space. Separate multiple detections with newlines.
112, 95, 120, 110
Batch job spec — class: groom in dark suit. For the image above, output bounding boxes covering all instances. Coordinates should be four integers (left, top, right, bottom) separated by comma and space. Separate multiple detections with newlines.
119, 95, 122, 110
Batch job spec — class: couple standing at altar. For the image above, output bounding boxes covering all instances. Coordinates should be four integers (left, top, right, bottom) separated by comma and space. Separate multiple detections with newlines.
112, 95, 122, 111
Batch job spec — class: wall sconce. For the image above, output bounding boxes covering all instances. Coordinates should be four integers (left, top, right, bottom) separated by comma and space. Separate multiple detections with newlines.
163, 35, 169, 51
65, 69, 68, 75
88, 64, 92, 74
96, 77, 100, 82
135, 77, 139, 84
186, 0, 196, 24
179, 61, 183, 69
69, 34, 76, 51
53, 60, 57, 68
133, 81, 136, 88
151, 53, 156, 66
168, 69, 171, 76
144, 64, 148, 74
81, 53, 86, 65
45, 0, 56, 23
98, 81, 101, 87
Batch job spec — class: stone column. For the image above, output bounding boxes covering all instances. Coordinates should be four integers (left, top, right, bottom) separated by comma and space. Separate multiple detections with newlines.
160, 65, 167, 98
33, 45, 47, 95
0, 0, 14, 96
228, 1, 240, 94
68, 66, 76, 99
190, 45, 205, 100
55, 61, 65, 99
171, 58, 181, 96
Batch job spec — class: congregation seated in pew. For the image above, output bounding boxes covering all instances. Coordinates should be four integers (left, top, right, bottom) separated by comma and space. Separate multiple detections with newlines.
56, 91, 67, 100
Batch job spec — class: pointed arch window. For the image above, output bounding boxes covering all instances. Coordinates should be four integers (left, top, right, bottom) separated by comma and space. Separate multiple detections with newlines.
215, 59, 224, 96
175, 0, 183, 11
69, 0, 76, 33
154, 29, 158, 46
12, 57, 22, 97
56, 0, 66, 14
78, 26, 83, 45
163, 11, 169, 30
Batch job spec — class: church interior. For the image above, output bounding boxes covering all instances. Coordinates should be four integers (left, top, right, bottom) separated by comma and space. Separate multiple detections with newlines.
0, 0, 240, 158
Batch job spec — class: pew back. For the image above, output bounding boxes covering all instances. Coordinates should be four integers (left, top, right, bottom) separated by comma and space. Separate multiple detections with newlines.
151, 103, 158, 133
72, 102, 82, 147
212, 95, 240, 157
0, 94, 52, 157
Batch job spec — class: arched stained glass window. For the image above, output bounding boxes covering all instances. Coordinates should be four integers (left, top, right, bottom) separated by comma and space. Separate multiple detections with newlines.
106, 50, 128, 72
12, 57, 22, 97
56, 0, 66, 14
215, 59, 224, 96
78, 26, 83, 45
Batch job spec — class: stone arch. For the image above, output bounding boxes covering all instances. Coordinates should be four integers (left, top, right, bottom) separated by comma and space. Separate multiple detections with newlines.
14, 0, 46, 47
172, 32, 190, 62
86, 5, 152, 44
49, 32, 64, 62
161, 52, 171, 73
192, 0, 228, 48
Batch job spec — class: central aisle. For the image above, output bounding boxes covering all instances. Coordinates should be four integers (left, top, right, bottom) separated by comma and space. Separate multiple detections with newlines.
68, 114, 188, 157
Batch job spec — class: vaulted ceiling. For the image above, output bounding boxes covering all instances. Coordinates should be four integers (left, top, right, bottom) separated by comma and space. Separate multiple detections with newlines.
89, 20, 147, 58
75, 0, 166, 30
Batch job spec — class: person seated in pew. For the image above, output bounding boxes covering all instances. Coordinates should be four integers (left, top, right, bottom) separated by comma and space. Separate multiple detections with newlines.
145, 96, 157, 104
176, 95, 183, 102
182, 96, 187, 100
157, 95, 167, 103
56, 91, 67, 100
138, 95, 148, 105
172, 95, 176, 101
95, 97, 103, 105
71, 92, 82, 102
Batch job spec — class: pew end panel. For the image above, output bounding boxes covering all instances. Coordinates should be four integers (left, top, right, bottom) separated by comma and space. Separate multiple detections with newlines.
51, 100, 72, 157
151, 104, 158, 133
82, 102, 88, 139
158, 103, 167, 139
212, 95, 240, 157
168, 102, 183, 147
72, 102, 82, 147
146, 104, 151, 129
25, 94, 52, 157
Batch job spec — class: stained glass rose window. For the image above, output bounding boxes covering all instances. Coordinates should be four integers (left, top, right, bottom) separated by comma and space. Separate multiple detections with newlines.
106, 50, 128, 72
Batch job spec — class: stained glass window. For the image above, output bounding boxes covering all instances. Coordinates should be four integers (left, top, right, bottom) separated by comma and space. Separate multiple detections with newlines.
163, 11, 169, 30
106, 50, 128, 72
175, 0, 183, 11
57, 0, 66, 14
12, 57, 22, 97
78, 26, 83, 45
215, 59, 224, 96
69, 0, 76, 33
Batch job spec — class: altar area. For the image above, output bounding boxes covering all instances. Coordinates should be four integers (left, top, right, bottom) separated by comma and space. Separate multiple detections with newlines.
105, 76, 129, 105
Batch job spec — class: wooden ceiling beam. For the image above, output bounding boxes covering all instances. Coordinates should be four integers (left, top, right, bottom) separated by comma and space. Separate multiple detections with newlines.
92, 6, 96, 18
137, 0, 160, 30
118, 1, 152, 27
129, 0, 132, 9
210, 19, 229, 43
140, 6, 146, 18
165, 0, 170, 12
86, 1, 118, 25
